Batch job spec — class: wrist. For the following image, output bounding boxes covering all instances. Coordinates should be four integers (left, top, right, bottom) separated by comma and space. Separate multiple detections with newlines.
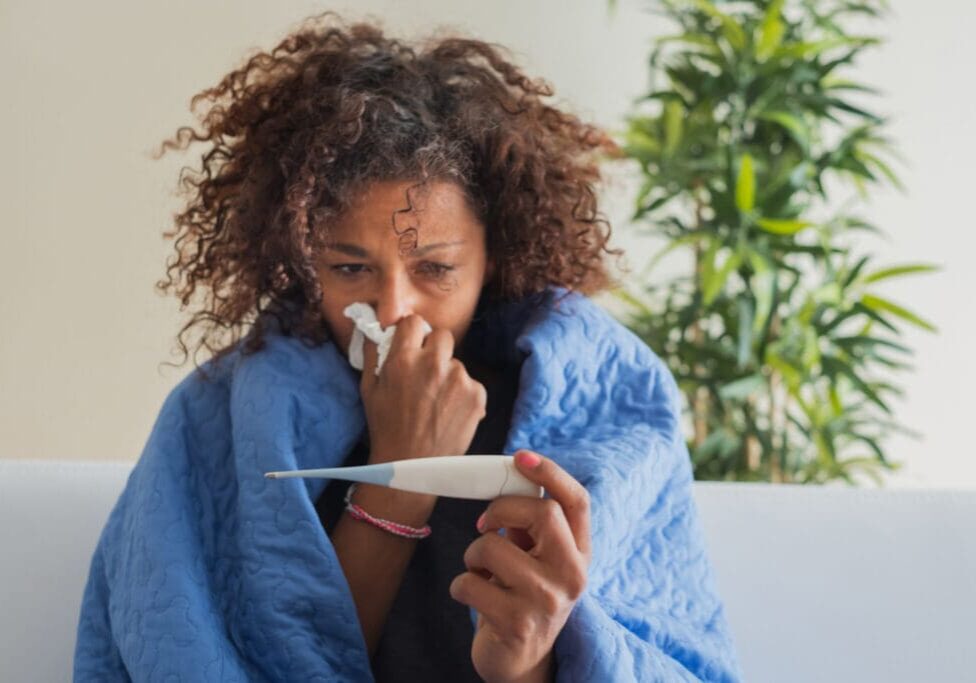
490, 650, 554, 683
535, 651, 556, 683
352, 482, 437, 528
522, 650, 555, 683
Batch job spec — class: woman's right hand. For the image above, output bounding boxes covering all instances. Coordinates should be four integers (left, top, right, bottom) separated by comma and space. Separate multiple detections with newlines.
359, 314, 487, 465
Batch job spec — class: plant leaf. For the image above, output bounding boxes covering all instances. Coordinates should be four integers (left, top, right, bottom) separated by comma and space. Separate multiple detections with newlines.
861, 294, 938, 332
690, 0, 747, 50
757, 111, 811, 154
657, 33, 722, 55
756, 217, 812, 235
664, 100, 684, 156
719, 373, 765, 401
861, 263, 939, 284
860, 151, 905, 191
624, 128, 662, 159
821, 356, 892, 414
704, 251, 742, 305
610, 287, 653, 317
737, 296, 754, 368
756, 0, 786, 60
833, 335, 912, 355
736, 153, 756, 212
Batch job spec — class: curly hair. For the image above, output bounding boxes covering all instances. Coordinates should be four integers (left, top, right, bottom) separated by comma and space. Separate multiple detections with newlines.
154, 11, 626, 376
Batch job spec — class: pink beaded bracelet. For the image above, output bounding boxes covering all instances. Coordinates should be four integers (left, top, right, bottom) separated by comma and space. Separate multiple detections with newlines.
344, 484, 432, 539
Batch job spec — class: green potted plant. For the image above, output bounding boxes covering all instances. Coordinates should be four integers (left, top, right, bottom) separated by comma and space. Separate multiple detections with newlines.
612, 0, 937, 484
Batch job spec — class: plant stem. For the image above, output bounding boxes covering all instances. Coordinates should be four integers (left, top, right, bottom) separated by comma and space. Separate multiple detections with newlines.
769, 367, 784, 483
746, 434, 761, 474
691, 181, 708, 449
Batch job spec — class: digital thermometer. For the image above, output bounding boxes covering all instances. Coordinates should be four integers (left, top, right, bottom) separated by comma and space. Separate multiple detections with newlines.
265, 455, 544, 500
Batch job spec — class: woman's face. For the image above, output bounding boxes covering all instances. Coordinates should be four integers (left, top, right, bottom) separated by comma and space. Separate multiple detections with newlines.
316, 179, 494, 362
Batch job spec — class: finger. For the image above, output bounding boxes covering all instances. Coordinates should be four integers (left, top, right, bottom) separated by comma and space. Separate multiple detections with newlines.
449, 571, 517, 627
506, 527, 534, 552
463, 531, 537, 590
421, 327, 455, 367
512, 450, 591, 557
385, 314, 427, 360
360, 339, 379, 393
479, 496, 577, 562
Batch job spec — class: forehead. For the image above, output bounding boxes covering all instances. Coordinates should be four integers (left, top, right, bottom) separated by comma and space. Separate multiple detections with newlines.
330, 179, 483, 243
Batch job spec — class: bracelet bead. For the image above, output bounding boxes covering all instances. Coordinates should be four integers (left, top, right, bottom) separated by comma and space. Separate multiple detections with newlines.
343, 483, 432, 539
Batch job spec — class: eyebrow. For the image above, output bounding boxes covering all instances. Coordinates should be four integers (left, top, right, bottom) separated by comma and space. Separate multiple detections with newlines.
326, 240, 467, 258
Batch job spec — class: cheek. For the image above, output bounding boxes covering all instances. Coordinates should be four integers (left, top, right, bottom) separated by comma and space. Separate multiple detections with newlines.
442, 289, 484, 344
330, 319, 355, 351
318, 297, 354, 349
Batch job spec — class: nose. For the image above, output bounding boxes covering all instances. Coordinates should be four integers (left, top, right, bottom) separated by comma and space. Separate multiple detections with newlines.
371, 271, 417, 329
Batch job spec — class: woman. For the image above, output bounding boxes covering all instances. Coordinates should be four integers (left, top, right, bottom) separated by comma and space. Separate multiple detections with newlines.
74, 12, 742, 682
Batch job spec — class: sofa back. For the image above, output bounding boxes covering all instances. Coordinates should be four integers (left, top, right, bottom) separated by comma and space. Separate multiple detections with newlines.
2, 458, 974, 681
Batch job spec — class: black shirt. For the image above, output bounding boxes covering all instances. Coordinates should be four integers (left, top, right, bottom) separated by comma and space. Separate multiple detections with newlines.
315, 358, 521, 682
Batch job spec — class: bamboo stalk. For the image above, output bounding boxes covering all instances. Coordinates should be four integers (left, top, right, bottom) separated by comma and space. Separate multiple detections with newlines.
769, 368, 783, 483
691, 181, 708, 450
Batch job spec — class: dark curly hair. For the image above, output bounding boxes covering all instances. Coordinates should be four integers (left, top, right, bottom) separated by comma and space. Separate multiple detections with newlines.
154, 11, 626, 375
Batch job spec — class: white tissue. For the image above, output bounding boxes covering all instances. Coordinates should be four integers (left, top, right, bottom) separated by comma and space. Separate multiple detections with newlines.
343, 302, 433, 375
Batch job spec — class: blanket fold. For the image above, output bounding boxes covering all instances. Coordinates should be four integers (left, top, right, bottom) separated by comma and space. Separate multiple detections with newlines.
75, 286, 743, 682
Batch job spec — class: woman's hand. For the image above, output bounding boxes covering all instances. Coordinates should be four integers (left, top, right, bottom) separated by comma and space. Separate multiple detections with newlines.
359, 315, 487, 465
450, 450, 592, 683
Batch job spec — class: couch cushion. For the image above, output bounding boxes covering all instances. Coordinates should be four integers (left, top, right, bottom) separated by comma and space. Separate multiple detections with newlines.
0, 459, 133, 682
693, 481, 976, 682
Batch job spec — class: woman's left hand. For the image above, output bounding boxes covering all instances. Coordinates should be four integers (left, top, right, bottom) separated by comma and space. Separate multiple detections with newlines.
449, 449, 592, 683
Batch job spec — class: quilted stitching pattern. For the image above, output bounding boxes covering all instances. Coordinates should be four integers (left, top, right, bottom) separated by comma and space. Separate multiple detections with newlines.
74, 286, 743, 681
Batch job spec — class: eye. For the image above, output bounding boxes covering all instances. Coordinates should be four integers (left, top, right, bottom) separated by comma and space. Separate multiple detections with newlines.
330, 264, 369, 278
327, 262, 456, 281
419, 262, 456, 279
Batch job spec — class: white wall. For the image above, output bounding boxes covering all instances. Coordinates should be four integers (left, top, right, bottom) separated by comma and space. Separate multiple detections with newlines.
1, 0, 972, 488
818, 1, 976, 488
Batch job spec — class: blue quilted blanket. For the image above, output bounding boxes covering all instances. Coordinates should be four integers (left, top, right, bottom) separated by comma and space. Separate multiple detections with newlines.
75, 286, 743, 681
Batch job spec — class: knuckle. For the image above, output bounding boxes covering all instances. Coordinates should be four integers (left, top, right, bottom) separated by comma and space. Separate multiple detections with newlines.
462, 542, 477, 568
473, 380, 487, 404
574, 487, 591, 515
429, 360, 448, 382
484, 530, 508, 552
463, 535, 491, 567
475, 534, 502, 565
541, 499, 563, 526
448, 358, 467, 378
391, 318, 411, 338
449, 573, 469, 601
385, 354, 409, 374
430, 359, 456, 384
393, 317, 419, 339
566, 566, 588, 600
468, 381, 487, 415
509, 612, 533, 643
481, 500, 499, 521
431, 327, 453, 344
537, 584, 561, 615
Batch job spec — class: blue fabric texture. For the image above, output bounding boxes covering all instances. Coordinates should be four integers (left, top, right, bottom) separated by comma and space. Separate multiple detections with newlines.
74, 286, 743, 682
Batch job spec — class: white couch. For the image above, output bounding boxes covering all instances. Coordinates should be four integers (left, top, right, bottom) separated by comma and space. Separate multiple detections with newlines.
2, 458, 974, 682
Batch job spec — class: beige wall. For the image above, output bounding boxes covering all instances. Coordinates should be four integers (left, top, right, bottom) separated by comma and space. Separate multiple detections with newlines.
2, 0, 973, 488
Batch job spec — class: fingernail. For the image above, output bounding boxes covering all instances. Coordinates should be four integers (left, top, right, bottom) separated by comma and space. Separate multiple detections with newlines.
516, 451, 541, 468
476, 512, 487, 531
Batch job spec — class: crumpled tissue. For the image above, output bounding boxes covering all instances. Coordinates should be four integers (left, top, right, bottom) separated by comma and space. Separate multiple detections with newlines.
343, 302, 433, 375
